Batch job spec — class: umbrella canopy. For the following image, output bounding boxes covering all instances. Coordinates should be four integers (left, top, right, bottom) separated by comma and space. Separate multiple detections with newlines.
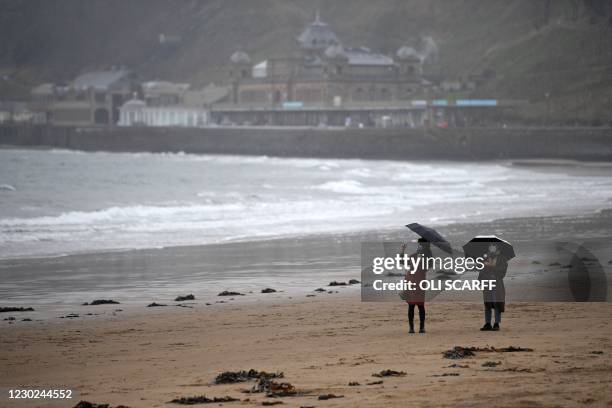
463, 235, 515, 260
405, 223, 453, 254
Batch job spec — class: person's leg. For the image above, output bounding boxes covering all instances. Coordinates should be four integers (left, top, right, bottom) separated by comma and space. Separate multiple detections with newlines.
418, 304, 426, 333
493, 307, 502, 330
408, 304, 415, 333
481, 304, 493, 330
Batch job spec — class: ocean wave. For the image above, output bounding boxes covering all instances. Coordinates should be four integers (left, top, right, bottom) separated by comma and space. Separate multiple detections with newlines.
0, 184, 16, 191
0, 203, 246, 227
315, 180, 369, 194
2, 149, 612, 259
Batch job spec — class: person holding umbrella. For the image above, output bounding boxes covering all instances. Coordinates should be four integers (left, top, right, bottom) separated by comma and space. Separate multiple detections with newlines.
400, 238, 431, 334
402, 224, 453, 334
463, 236, 514, 331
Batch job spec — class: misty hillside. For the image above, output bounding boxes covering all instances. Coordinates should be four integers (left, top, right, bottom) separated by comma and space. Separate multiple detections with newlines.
1, 0, 611, 122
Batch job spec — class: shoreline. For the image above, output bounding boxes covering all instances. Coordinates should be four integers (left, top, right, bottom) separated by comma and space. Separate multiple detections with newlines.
2, 209, 611, 322
2, 205, 611, 262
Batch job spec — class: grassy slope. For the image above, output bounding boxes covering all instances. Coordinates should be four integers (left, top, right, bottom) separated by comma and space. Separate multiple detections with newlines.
0, 0, 610, 122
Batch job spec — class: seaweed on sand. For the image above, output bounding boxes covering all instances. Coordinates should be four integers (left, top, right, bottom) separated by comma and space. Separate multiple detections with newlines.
73, 402, 130, 408
214, 369, 283, 384
217, 291, 244, 297
169, 395, 239, 404
372, 369, 406, 377
84, 299, 120, 305
0, 307, 34, 313
318, 394, 344, 400
250, 377, 297, 397
175, 294, 195, 301
443, 346, 534, 359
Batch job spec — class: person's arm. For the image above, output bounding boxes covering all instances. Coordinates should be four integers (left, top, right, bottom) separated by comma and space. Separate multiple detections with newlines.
484, 256, 497, 268
399, 243, 408, 267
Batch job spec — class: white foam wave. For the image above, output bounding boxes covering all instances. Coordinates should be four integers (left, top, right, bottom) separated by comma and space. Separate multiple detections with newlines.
316, 180, 368, 194
0, 203, 245, 227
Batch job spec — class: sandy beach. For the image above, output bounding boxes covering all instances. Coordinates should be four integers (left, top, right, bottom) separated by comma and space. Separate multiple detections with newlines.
1, 294, 611, 408
1, 153, 611, 407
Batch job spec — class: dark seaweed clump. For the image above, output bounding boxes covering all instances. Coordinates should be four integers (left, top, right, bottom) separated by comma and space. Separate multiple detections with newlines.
214, 369, 283, 384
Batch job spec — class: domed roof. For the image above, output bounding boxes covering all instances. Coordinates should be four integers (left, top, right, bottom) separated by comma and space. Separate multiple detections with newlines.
297, 13, 339, 50
230, 50, 251, 64
396, 46, 420, 61
324, 43, 348, 60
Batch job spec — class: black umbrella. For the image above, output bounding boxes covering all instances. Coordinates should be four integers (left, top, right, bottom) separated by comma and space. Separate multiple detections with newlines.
463, 235, 515, 260
405, 223, 452, 254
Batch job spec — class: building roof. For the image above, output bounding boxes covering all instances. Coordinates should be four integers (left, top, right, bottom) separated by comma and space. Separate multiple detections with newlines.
73, 69, 131, 91
297, 13, 339, 50
324, 43, 348, 60
121, 98, 146, 109
182, 83, 229, 106
230, 50, 251, 64
200, 84, 229, 105
396, 46, 421, 61
142, 81, 190, 95
345, 47, 394, 66
31, 83, 55, 95
252, 60, 268, 78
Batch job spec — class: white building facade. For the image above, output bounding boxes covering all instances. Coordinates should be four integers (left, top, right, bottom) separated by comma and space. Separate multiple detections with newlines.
118, 99, 208, 127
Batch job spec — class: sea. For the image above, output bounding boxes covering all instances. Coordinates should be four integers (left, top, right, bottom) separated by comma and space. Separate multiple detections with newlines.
0, 149, 611, 311
1, 149, 611, 260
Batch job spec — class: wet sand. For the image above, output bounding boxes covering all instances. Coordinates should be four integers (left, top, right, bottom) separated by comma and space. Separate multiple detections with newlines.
1, 296, 611, 408
3, 209, 612, 314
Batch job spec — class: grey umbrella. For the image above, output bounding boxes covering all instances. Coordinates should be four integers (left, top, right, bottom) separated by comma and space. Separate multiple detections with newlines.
405, 223, 452, 254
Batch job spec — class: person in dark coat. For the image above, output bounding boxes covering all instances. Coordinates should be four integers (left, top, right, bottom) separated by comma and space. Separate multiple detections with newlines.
401, 238, 431, 334
478, 244, 507, 331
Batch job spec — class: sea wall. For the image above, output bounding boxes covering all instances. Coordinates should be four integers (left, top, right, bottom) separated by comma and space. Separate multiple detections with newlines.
0, 125, 611, 161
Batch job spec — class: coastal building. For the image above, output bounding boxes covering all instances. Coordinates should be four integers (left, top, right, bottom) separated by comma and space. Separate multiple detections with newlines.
142, 81, 190, 106
30, 69, 138, 126
212, 13, 430, 127
117, 81, 224, 128
0, 101, 47, 124
118, 98, 208, 127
